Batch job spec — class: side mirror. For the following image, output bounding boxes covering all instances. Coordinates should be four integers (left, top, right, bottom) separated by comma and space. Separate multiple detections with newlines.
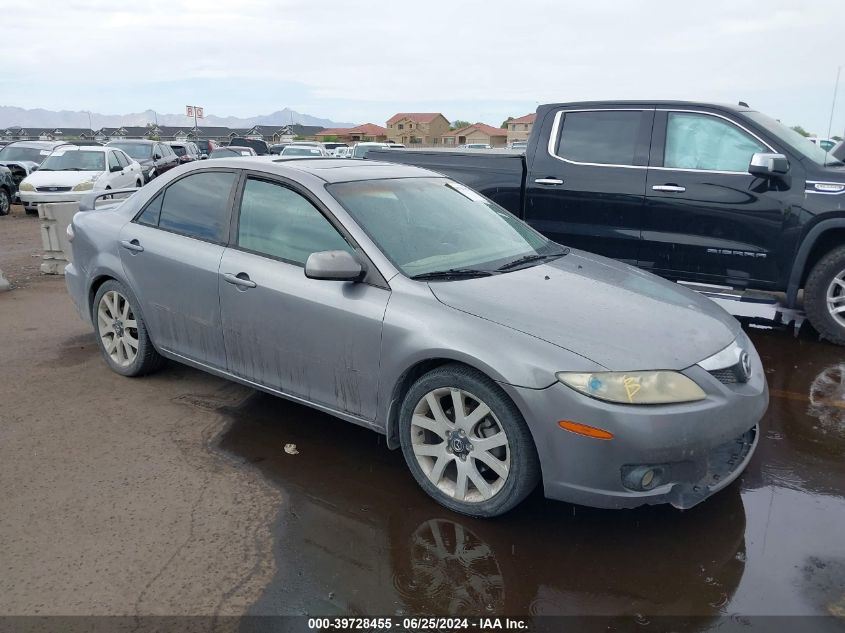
748, 152, 789, 178
304, 250, 363, 282
30, 166, 38, 172
110, 164, 122, 172
153, 153, 162, 160
200, 154, 208, 160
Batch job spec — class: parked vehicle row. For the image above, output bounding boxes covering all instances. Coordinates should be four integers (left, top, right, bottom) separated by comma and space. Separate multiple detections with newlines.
370, 100, 845, 345
0, 140, 75, 212
106, 140, 179, 183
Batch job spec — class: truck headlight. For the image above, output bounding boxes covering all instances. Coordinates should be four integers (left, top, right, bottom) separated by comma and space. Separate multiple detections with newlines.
556, 370, 706, 405
19, 181, 35, 192
72, 181, 95, 192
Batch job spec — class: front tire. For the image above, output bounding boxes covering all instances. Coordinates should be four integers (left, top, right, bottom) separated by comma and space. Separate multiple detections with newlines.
399, 364, 540, 518
805, 245, 845, 345
0, 188, 10, 216
93, 280, 164, 376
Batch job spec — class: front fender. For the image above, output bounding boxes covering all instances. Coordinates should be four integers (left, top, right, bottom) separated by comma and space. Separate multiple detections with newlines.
786, 216, 845, 306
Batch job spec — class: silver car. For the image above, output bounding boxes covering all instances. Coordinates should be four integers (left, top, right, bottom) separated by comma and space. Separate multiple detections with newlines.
65, 158, 769, 517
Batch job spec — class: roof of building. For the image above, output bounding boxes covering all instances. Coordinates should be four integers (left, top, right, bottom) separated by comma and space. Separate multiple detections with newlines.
443, 122, 508, 137
509, 113, 537, 124
316, 123, 388, 137
386, 113, 445, 125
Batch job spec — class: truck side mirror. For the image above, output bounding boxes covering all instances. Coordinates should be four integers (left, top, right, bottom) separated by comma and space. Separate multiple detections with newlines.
748, 152, 789, 178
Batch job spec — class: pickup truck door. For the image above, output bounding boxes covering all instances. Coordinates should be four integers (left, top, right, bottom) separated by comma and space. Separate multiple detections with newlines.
641, 110, 789, 288
524, 108, 653, 264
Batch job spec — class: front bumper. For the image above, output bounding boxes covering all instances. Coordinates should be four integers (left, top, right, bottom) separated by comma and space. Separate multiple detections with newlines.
19, 190, 86, 205
501, 345, 768, 510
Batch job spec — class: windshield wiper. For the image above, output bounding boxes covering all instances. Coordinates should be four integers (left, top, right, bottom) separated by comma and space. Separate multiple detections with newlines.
411, 268, 495, 281
496, 249, 569, 271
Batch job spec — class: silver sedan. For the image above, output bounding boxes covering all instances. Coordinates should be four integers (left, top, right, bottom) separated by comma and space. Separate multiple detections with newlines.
65, 158, 769, 517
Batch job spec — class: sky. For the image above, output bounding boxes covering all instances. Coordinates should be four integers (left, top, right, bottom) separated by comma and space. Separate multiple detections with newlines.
3, 0, 845, 136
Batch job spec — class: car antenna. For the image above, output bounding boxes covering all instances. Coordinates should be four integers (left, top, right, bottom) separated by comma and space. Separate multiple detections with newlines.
738, 101, 749, 107
823, 66, 841, 165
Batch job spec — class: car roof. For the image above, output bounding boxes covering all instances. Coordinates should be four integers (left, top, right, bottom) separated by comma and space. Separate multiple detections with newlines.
6, 140, 71, 149
540, 100, 754, 112
51, 145, 109, 152
194, 157, 436, 183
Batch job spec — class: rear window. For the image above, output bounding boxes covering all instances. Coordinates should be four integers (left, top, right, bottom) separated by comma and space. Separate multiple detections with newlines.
555, 110, 642, 165
156, 172, 236, 242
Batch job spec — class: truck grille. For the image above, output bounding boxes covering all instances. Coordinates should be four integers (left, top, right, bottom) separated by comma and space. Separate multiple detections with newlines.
36, 186, 72, 192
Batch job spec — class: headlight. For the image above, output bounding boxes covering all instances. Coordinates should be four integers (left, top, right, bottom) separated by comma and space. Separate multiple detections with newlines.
556, 370, 706, 405
19, 181, 35, 191
148, 168, 155, 178
72, 181, 94, 191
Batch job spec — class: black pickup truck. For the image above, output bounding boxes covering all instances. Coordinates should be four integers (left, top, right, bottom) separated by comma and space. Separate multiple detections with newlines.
368, 101, 845, 344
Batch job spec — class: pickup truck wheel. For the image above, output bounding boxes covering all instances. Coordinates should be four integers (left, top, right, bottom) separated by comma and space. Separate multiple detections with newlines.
399, 364, 540, 518
0, 188, 9, 216
805, 245, 845, 345
93, 280, 164, 377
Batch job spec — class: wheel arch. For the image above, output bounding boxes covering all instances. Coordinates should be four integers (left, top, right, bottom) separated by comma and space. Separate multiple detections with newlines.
383, 356, 510, 450
787, 218, 845, 307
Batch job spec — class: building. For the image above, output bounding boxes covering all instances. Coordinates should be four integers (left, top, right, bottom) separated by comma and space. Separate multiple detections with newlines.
315, 123, 388, 143
37, 128, 97, 140
386, 113, 450, 145
1, 127, 39, 141
506, 113, 536, 144
442, 122, 509, 147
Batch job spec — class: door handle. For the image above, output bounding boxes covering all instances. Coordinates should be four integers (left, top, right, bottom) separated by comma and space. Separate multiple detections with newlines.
119, 239, 144, 253
534, 178, 564, 185
652, 185, 686, 193
223, 272, 257, 289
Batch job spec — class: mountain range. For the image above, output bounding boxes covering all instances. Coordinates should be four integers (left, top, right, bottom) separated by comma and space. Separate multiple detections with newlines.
0, 106, 355, 130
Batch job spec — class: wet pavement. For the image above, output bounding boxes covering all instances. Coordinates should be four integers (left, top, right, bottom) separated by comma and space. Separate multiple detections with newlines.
212, 326, 845, 623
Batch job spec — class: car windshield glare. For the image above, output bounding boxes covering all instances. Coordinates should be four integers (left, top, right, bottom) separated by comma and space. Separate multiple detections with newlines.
744, 111, 844, 167
109, 143, 151, 160
40, 150, 105, 171
283, 147, 322, 156
328, 178, 558, 278
0, 147, 48, 163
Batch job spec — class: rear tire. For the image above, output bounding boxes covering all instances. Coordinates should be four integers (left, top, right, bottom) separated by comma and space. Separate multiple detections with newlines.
399, 363, 540, 518
0, 188, 9, 216
805, 245, 845, 345
92, 280, 164, 377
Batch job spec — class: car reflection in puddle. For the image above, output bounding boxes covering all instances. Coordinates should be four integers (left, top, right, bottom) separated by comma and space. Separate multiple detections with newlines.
215, 325, 844, 626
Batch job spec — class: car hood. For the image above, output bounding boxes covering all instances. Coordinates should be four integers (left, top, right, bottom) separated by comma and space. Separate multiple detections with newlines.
26, 170, 102, 186
0, 160, 39, 173
428, 250, 740, 371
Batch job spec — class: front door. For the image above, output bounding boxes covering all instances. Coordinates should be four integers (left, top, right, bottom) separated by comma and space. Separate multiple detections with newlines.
640, 110, 790, 287
118, 170, 238, 368
524, 108, 653, 264
218, 175, 389, 420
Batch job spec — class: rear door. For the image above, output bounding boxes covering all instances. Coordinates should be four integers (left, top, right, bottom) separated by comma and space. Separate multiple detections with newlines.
641, 109, 788, 287
524, 108, 653, 264
218, 174, 389, 420
118, 169, 238, 368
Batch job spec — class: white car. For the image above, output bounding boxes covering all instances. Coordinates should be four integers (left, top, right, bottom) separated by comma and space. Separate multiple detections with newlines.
279, 144, 328, 157
18, 146, 142, 205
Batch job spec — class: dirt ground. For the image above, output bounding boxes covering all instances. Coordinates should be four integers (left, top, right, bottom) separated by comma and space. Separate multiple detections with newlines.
1, 206, 844, 626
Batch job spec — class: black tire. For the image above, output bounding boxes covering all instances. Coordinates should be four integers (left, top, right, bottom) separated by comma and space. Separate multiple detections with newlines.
399, 363, 540, 518
92, 279, 164, 377
0, 188, 10, 216
805, 245, 845, 345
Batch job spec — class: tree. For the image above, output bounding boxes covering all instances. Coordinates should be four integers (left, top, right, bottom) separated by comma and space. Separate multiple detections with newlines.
791, 125, 811, 137
501, 116, 514, 129
450, 120, 470, 130
321, 135, 338, 142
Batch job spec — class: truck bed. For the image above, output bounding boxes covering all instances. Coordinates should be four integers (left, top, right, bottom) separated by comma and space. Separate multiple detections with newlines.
366, 148, 526, 216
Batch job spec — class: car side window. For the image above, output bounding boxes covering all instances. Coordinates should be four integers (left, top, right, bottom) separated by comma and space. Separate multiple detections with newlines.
237, 178, 352, 266
664, 112, 766, 172
114, 151, 129, 168
108, 151, 121, 170
157, 171, 236, 242
555, 110, 642, 165
136, 191, 164, 227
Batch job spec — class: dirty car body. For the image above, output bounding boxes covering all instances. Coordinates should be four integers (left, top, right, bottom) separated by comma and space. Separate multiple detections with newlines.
65, 158, 768, 516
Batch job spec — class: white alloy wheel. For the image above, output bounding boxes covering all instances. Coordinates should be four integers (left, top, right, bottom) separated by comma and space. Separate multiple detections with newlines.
97, 290, 139, 367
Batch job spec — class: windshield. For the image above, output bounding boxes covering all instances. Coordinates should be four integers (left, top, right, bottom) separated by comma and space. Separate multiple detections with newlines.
328, 177, 562, 278
39, 150, 105, 171
282, 146, 323, 156
170, 145, 187, 156
109, 143, 152, 160
744, 111, 844, 167
0, 146, 50, 163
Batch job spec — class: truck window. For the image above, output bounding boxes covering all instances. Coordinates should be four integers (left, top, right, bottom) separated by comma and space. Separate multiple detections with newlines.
555, 110, 642, 165
664, 112, 765, 172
